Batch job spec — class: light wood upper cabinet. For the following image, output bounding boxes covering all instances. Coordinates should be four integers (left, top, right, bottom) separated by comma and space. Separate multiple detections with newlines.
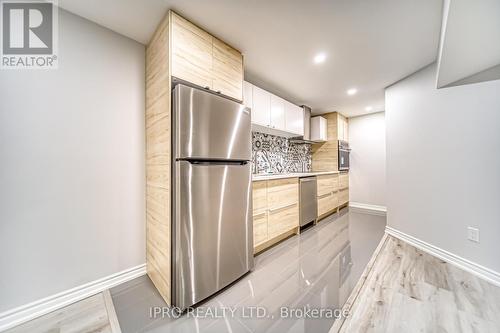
270, 95, 286, 131
171, 13, 213, 89
285, 101, 304, 135
170, 12, 243, 101
252, 85, 271, 126
212, 37, 243, 100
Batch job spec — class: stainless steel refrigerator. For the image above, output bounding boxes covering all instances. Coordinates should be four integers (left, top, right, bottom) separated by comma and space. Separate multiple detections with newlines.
172, 84, 254, 309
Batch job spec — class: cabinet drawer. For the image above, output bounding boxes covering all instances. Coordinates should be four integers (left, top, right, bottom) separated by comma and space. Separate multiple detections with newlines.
171, 13, 213, 89
253, 212, 268, 247
267, 178, 298, 209
317, 175, 334, 196
339, 172, 349, 190
317, 192, 333, 216
267, 203, 298, 239
339, 188, 349, 205
252, 181, 267, 214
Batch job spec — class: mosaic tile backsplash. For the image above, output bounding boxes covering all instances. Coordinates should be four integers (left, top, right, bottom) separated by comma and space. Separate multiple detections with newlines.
252, 132, 312, 174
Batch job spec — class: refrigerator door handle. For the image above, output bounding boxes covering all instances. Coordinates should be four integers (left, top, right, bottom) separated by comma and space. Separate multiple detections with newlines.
185, 160, 249, 166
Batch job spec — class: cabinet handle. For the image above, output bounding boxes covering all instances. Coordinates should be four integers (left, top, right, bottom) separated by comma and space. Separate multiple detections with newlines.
318, 193, 331, 199
268, 202, 296, 213
253, 211, 266, 218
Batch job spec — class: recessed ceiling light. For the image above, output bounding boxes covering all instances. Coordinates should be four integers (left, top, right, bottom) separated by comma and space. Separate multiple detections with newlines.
347, 88, 357, 96
365, 106, 373, 111
313, 53, 326, 64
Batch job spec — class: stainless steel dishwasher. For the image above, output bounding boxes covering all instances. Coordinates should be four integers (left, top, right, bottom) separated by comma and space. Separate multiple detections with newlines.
299, 176, 318, 227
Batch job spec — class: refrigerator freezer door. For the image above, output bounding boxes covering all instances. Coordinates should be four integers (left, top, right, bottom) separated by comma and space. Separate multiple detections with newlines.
173, 160, 254, 309
174, 84, 251, 161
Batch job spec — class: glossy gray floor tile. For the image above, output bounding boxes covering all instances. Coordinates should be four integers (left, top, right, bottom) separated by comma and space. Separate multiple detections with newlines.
111, 209, 386, 333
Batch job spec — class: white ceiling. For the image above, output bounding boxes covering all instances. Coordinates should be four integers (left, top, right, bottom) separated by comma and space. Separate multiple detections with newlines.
436, 0, 500, 88
59, 0, 443, 117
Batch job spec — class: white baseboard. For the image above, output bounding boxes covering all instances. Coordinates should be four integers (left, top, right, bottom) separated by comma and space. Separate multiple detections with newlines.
349, 202, 387, 216
0, 264, 146, 332
385, 226, 500, 287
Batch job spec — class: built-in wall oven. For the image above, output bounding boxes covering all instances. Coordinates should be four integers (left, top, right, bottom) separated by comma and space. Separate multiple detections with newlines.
338, 140, 350, 171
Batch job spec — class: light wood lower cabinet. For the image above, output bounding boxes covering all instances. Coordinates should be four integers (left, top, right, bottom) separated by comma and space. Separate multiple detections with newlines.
317, 192, 334, 216
252, 178, 299, 252
268, 203, 298, 239
316, 173, 347, 219
339, 188, 349, 206
252, 211, 268, 247
339, 172, 349, 189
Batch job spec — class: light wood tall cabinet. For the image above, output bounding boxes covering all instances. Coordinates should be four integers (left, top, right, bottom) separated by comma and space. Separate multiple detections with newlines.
312, 112, 349, 171
252, 178, 300, 253
311, 111, 350, 218
145, 10, 244, 306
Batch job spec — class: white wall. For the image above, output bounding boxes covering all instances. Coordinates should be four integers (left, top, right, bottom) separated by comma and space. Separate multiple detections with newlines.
386, 64, 500, 273
348, 112, 386, 208
0, 10, 145, 312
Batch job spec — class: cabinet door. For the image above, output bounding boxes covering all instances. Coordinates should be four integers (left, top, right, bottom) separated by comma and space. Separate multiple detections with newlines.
243, 81, 253, 109
171, 13, 213, 89
331, 191, 339, 210
270, 95, 286, 130
253, 181, 267, 214
212, 37, 243, 101
252, 181, 268, 247
339, 172, 349, 190
252, 85, 271, 127
253, 211, 268, 247
285, 102, 304, 135
311, 116, 327, 142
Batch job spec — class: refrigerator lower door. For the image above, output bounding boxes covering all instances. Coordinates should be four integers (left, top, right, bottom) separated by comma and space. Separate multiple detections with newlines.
173, 160, 254, 309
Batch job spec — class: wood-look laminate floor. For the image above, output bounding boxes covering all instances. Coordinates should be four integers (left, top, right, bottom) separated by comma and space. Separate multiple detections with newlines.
334, 235, 500, 333
4, 291, 121, 333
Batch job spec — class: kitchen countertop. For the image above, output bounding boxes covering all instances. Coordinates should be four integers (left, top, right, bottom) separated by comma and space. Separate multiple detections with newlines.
252, 171, 340, 181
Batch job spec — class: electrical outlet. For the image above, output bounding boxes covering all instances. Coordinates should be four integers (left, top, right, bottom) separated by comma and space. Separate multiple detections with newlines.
467, 227, 480, 243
